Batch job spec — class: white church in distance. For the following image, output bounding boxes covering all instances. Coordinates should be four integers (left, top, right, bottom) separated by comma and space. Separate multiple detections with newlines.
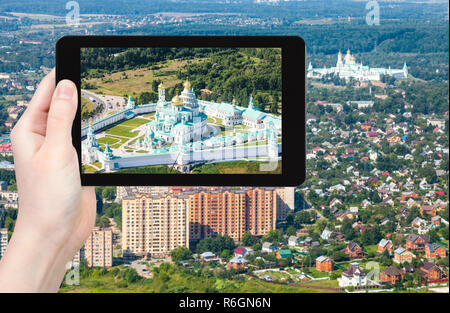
307, 49, 408, 81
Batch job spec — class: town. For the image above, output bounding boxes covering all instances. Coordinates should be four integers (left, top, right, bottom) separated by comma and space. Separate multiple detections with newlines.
0, 0, 449, 294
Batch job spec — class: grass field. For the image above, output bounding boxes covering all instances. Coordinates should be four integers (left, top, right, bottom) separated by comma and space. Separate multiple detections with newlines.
59, 265, 342, 293
191, 160, 282, 174
118, 117, 151, 128
83, 58, 208, 96
104, 125, 139, 138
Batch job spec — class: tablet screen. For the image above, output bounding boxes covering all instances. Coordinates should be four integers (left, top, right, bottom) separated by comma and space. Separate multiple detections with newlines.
80, 47, 282, 175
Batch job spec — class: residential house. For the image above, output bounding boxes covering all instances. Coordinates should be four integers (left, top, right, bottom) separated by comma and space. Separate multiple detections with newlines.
338, 263, 372, 287
420, 205, 437, 216
262, 242, 277, 253
343, 241, 365, 259
393, 247, 414, 264
420, 262, 445, 280
234, 247, 254, 257
377, 239, 394, 254
321, 229, 334, 241
405, 234, 429, 251
227, 255, 249, 270
276, 249, 293, 260
288, 236, 301, 247
380, 267, 403, 284
200, 251, 219, 263
315, 256, 334, 272
424, 243, 447, 259
431, 216, 441, 228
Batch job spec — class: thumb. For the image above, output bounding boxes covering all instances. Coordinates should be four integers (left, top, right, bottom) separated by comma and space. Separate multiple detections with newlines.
44, 80, 78, 149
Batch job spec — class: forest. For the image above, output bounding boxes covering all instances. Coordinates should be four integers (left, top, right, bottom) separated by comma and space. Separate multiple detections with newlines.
81, 47, 282, 112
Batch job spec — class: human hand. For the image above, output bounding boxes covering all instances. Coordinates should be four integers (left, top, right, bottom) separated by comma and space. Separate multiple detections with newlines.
0, 69, 96, 292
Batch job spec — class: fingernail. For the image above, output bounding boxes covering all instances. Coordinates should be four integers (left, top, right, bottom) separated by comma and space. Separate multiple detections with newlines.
56, 80, 75, 99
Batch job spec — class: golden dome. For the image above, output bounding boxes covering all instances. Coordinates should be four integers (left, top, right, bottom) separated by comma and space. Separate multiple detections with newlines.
171, 94, 183, 106
347, 49, 351, 55
183, 80, 191, 89
158, 82, 166, 89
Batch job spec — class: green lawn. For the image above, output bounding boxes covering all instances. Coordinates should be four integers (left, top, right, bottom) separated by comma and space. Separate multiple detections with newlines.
59, 265, 342, 293
82, 165, 98, 174
365, 245, 379, 255
119, 117, 151, 128
104, 125, 138, 138
191, 161, 282, 174
97, 136, 123, 146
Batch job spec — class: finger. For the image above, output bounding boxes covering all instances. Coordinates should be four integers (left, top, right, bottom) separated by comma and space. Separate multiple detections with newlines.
18, 69, 56, 136
10, 69, 56, 159
44, 79, 78, 149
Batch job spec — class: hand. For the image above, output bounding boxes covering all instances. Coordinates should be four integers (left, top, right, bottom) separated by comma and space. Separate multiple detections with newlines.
0, 69, 96, 292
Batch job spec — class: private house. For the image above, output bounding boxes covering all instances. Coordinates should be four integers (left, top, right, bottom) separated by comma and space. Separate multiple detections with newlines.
405, 234, 429, 251
377, 239, 394, 254
343, 241, 365, 259
431, 216, 441, 227
411, 217, 427, 228
420, 205, 437, 216
199, 251, 219, 263
276, 249, 293, 259
380, 267, 403, 284
338, 263, 371, 287
288, 236, 301, 247
424, 243, 447, 259
227, 255, 249, 270
315, 256, 334, 272
234, 247, 254, 257
262, 242, 277, 253
401, 192, 419, 202
393, 247, 414, 264
321, 229, 334, 241
420, 262, 445, 280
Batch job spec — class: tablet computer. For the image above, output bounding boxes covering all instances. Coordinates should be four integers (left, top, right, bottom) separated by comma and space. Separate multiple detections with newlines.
56, 36, 306, 186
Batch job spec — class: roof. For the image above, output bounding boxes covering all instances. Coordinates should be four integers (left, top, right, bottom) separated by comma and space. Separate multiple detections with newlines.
348, 241, 361, 251
200, 251, 216, 259
316, 255, 332, 263
229, 255, 248, 264
394, 247, 406, 255
262, 242, 276, 249
382, 266, 402, 277
277, 249, 293, 258
378, 239, 391, 248
234, 247, 245, 255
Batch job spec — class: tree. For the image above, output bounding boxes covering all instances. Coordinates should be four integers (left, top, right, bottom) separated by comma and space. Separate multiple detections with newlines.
286, 226, 297, 237
101, 186, 116, 201
170, 246, 193, 262
242, 231, 257, 246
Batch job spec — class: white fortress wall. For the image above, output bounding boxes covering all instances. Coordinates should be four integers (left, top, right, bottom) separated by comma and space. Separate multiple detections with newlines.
81, 104, 157, 137
103, 143, 281, 170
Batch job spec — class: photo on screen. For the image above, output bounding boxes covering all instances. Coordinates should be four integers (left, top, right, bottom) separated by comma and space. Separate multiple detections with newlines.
80, 47, 282, 175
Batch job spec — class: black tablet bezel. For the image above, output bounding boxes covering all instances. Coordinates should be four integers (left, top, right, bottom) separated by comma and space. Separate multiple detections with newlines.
56, 35, 305, 186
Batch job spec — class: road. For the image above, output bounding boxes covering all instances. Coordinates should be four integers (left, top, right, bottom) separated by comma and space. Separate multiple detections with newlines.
81, 89, 127, 124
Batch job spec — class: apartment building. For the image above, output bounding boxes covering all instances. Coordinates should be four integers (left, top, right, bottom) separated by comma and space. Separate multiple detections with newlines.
275, 187, 295, 220
121, 187, 295, 257
83, 227, 113, 267
186, 188, 248, 242
0, 228, 8, 259
122, 193, 189, 257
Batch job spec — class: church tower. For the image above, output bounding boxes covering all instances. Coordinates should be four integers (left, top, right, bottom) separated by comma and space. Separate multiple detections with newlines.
249, 95, 255, 109
158, 82, 166, 103
337, 50, 343, 68
126, 95, 135, 110
403, 62, 408, 77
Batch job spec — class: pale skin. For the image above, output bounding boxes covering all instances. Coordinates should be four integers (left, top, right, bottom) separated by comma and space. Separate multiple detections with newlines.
0, 69, 96, 292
